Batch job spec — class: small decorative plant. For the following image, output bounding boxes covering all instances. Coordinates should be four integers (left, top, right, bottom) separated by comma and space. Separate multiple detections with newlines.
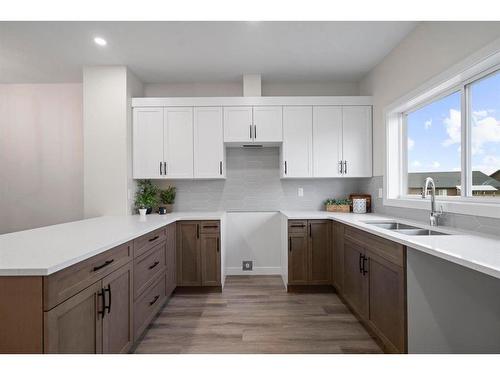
135, 180, 159, 215
324, 198, 352, 213
159, 186, 176, 213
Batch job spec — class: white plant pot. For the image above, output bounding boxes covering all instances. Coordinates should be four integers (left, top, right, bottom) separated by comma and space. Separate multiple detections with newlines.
139, 208, 147, 217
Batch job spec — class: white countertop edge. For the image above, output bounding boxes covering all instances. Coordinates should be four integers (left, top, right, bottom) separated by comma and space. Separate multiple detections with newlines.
0, 212, 225, 276
280, 210, 500, 280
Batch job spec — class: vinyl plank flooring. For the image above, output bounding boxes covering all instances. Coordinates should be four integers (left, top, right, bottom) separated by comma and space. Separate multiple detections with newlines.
133, 275, 383, 354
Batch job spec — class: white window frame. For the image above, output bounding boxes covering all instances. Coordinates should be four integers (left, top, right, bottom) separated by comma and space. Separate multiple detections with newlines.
384, 42, 500, 219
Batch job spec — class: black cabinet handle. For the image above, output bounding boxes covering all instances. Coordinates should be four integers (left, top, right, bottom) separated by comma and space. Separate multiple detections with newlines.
219, 161, 223, 175
309, 223, 312, 238
254, 124, 257, 139
359, 254, 363, 274
344, 160, 348, 175
93, 259, 114, 272
98, 289, 106, 319
148, 261, 160, 270
249, 125, 252, 139
284, 161, 287, 175
160, 161, 163, 175
289, 237, 292, 252
217, 237, 220, 253
104, 284, 111, 314
362, 257, 368, 275
148, 235, 160, 242
197, 224, 200, 239
149, 295, 160, 306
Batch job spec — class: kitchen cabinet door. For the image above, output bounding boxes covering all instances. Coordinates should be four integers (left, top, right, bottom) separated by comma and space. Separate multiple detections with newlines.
44, 281, 103, 354
200, 233, 221, 286
366, 251, 406, 353
288, 232, 309, 285
341, 106, 372, 177
332, 223, 345, 292
253, 106, 283, 142
342, 240, 368, 320
165, 222, 177, 296
194, 107, 224, 178
308, 220, 331, 284
133, 108, 164, 179
176, 221, 201, 286
282, 106, 313, 178
313, 106, 343, 177
223, 106, 253, 143
101, 263, 133, 354
164, 107, 194, 178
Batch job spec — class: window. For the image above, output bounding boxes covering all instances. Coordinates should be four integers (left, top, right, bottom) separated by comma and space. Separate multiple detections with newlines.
385, 50, 500, 218
469, 70, 500, 198
405, 91, 462, 196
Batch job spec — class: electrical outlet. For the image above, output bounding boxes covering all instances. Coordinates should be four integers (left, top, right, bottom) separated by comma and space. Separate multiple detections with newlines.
298, 187, 304, 197
242, 261, 253, 271
378, 188, 383, 198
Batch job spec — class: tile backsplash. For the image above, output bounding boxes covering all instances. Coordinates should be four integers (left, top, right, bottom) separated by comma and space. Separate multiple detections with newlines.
154, 147, 368, 212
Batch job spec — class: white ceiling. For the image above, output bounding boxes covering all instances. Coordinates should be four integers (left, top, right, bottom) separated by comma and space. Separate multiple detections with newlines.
0, 21, 417, 84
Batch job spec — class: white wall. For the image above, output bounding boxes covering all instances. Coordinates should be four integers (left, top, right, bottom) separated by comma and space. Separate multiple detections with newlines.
143, 80, 359, 97
225, 212, 282, 275
0, 84, 83, 234
83, 66, 143, 218
359, 21, 500, 176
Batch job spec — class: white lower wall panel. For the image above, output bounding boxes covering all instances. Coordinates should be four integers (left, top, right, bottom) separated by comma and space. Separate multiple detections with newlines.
224, 211, 282, 275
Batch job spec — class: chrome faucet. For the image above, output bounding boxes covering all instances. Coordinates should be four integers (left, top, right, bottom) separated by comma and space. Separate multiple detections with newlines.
421, 177, 443, 226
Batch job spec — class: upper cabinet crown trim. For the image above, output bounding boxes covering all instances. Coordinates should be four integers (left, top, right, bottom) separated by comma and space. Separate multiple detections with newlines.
132, 96, 373, 108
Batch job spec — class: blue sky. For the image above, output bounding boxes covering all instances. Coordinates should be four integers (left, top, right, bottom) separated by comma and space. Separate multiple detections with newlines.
407, 71, 500, 177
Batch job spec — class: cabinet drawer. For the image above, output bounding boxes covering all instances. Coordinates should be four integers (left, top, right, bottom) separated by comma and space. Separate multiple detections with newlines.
199, 221, 220, 234
133, 227, 167, 259
288, 220, 307, 234
134, 274, 167, 339
44, 242, 132, 311
344, 226, 404, 267
134, 243, 166, 299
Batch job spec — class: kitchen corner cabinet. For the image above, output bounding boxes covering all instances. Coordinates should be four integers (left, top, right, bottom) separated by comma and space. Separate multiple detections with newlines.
194, 107, 225, 178
223, 106, 282, 144
177, 221, 221, 287
132, 107, 193, 179
282, 106, 313, 178
287, 219, 331, 285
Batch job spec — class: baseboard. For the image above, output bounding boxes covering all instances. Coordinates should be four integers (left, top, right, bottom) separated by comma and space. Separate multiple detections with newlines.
225, 266, 282, 275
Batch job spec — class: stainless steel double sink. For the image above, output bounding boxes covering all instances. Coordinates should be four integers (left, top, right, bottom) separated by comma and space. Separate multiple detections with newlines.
362, 221, 450, 236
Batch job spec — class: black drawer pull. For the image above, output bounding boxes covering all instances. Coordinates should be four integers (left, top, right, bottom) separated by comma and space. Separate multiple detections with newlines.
202, 225, 219, 229
362, 257, 368, 275
149, 295, 160, 306
148, 235, 160, 242
148, 261, 160, 270
290, 224, 305, 228
93, 259, 114, 272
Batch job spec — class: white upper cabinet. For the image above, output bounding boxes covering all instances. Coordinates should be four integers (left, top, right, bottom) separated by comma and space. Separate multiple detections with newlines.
163, 107, 194, 178
133, 108, 164, 179
252, 106, 283, 143
341, 106, 372, 177
223, 106, 253, 143
194, 107, 225, 179
282, 106, 313, 178
313, 106, 343, 177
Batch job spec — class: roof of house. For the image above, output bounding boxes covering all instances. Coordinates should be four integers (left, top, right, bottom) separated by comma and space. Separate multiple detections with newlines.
408, 171, 500, 189
491, 170, 500, 182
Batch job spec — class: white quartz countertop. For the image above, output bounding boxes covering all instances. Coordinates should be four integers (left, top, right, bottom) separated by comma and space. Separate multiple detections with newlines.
281, 210, 500, 280
0, 212, 224, 276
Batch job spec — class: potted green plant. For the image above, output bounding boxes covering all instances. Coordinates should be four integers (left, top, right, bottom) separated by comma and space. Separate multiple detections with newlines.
135, 180, 159, 216
324, 198, 352, 213
159, 186, 176, 213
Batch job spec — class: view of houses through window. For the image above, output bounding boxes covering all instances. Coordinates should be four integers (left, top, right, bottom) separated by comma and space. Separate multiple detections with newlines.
406, 70, 500, 198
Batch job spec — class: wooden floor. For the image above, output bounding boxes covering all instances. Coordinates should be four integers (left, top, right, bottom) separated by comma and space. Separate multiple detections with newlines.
133, 276, 383, 354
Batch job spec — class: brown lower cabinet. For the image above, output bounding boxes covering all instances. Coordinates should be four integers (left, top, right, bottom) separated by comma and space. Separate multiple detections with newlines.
0, 222, 178, 354
177, 221, 221, 287
288, 220, 331, 286
340, 227, 407, 353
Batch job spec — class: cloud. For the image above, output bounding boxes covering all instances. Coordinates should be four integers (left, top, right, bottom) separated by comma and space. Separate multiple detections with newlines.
408, 137, 415, 151
424, 119, 432, 130
471, 113, 500, 155
473, 155, 500, 176
431, 161, 441, 169
411, 160, 422, 168
442, 109, 461, 146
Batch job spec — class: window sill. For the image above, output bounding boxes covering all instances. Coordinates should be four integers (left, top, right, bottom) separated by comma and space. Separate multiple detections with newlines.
384, 197, 500, 219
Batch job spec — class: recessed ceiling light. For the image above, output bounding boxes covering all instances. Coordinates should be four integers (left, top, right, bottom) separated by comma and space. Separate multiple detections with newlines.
94, 37, 107, 46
